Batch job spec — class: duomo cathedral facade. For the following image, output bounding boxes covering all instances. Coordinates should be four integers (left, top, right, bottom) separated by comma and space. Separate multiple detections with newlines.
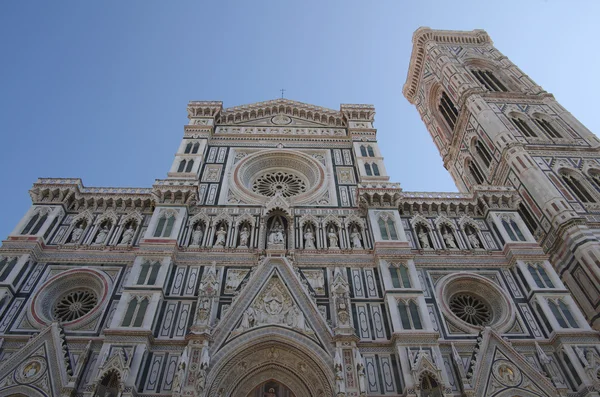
2, 28, 600, 397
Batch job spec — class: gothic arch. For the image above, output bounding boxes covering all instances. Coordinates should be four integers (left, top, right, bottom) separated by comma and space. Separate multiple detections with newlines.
189, 212, 210, 227
94, 210, 118, 226
0, 386, 46, 397
206, 329, 334, 397
118, 210, 142, 226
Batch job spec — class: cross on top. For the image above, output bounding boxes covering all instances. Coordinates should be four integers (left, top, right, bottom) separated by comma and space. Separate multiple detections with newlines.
280, 89, 286, 98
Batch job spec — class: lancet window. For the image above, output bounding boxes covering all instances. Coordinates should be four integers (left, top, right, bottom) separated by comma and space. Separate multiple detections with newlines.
378, 215, 398, 241
527, 263, 554, 288
518, 203, 538, 235
534, 116, 563, 139
0, 257, 17, 282
122, 297, 149, 327
474, 139, 493, 168
372, 163, 380, 176
439, 91, 458, 131
364, 163, 372, 176
471, 69, 508, 92
137, 262, 161, 285
21, 209, 48, 235
390, 264, 411, 288
560, 170, 596, 203
548, 299, 578, 328
500, 216, 526, 242
468, 159, 485, 185
398, 299, 422, 329
511, 115, 537, 138
153, 211, 176, 238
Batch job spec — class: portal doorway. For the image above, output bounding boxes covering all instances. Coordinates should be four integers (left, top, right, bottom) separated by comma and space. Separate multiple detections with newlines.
246, 380, 296, 397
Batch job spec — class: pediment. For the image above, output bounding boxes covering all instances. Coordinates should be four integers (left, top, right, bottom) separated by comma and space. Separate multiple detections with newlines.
211, 257, 333, 355
233, 114, 329, 127
469, 328, 557, 397
0, 323, 74, 396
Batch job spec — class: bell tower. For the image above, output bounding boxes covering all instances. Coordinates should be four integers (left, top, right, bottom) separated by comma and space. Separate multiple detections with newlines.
404, 27, 600, 329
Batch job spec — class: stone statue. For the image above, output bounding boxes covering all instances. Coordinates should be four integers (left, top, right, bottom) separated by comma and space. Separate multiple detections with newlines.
328, 227, 338, 249
94, 225, 110, 245
442, 228, 457, 249
172, 347, 189, 394
334, 350, 346, 394
356, 350, 367, 395
268, 221, 285, 245
214, 225, 227, 247
195, 368, 206, 394
265, 388, 277, 397
304, 228, 315, 249
289, 305, 306, 330
119, 224, 135, 245
71, 224, 84, 243
191, 224, 203, 246
350, 227, 362, 249
200, 342, 210, 369
240, 306, 256, 330
467, 230, 480, 249
239, 226, 250, 248
418, 228, 430, 249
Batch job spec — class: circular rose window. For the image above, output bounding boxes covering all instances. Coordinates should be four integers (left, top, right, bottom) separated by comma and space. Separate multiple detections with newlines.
29, 268, 111, 330
449, 293, 491, 326
230, 150, 328, 205
53, 289, 99, 322
252, 171, 307, 198
436, 272, 515, 333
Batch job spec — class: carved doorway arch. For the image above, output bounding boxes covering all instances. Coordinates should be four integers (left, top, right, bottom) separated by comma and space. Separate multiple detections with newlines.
206, 329, 334, 397
246, 379, 296, 397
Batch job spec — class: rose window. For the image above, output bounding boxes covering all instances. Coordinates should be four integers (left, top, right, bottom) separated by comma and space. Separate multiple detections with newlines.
252, 171, 307, 198
449, 293, 491, 326
53, 289, 98, 322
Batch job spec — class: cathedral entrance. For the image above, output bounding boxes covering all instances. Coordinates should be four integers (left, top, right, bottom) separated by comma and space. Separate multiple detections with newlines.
246, 380, 296, 397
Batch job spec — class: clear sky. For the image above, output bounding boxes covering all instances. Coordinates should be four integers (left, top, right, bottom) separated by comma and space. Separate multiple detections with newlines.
1, 1, 599, 240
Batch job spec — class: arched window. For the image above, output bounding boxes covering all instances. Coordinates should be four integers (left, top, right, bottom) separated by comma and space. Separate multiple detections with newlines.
474, 140, 493, 168
501, 218, 516, 241
122, 297, 149, 327
184, 142, 193, 154
185, 159, 194, 173
468, 160, 485, 184
364, 163, 372, 176
471, 69, 508, 92
21, 210, 49, 235
534, 116, 562, 138
192, 142, 200, 154
518, 203, 537, 235
367, 146, 375, 157
560, 171, 596, 203
398, 300, 422, 329
589, 170, 600, 191
372, 163, 380, 176
390, 264, 411, 288
137, 262, 160, 285
501, 217, 526, 242
153, 212, 176, 238
421, 374, 442, 397
510, 219, 525, 241
177, 160, 187, 173
378, 216, 398, 241
527, 264, 554, 288
360, 145, 367, 157
0, 257, 17, 282
511, 116, 537, 138
439, 91, 459, 131
95, 370, 120, 397
548, 299, 578, 328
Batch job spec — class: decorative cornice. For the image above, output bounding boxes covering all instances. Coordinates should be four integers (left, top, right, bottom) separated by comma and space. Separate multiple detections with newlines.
29, 178, 154, 211
216, 98, 347, 127
403, 27, 492, 104
186, 101, 223, 119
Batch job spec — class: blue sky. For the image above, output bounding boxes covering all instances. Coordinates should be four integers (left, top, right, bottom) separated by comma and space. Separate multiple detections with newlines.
1, 1, 599, 239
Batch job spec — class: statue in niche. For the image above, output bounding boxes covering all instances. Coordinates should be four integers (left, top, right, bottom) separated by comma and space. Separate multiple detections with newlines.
94, 225, 110, 245
288, 305, 307, 330
268, 221, 285, 245
350, 227, 362, 249
172, 347, 189, 394
417, 226, 430, 249
465, 226, 481, 249
356, 350, 367, 396
304, 227, 315, 249
442, 226, 457, 249
71, 223, 85, 243
214, 225, 227, 247
191, 224, 203, 246
328, 227, 339, 249
119, 224, 135, 245
238, 226, 250, 248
